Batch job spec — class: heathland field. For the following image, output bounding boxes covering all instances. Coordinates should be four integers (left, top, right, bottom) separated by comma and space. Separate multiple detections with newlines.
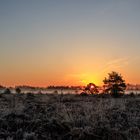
0, 93, 140, 140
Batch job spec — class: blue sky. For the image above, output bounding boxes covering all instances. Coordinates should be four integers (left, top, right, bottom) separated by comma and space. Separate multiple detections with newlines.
0, 0, 140, 86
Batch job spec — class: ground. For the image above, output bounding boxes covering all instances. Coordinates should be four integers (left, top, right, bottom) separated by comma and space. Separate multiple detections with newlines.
0, 93, 140, 140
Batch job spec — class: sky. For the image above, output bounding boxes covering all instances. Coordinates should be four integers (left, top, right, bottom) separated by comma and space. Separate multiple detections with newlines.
0, 0, 140, 87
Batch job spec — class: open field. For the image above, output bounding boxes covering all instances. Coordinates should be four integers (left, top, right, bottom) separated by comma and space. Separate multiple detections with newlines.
0, 93, 139, 140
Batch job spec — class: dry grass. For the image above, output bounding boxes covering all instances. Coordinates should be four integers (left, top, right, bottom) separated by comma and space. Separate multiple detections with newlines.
0, 93, 139, 140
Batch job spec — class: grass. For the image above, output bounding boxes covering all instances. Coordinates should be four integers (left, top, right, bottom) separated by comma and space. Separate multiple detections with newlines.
0, 93, 139, 140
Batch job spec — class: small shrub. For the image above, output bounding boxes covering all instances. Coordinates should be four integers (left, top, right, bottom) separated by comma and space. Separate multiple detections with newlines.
15, 87, 21, 94
129, 92, 135, 97
54, 90, 58, 94
3, 88, 11, 94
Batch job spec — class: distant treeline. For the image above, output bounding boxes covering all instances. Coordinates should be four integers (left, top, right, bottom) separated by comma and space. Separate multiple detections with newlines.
0, 85, 6, 89
16, 85, 83, 90
126, 84, 140, 90
47, 86, 82, 90
16, 85, 43, 90
0, 84, 140, 90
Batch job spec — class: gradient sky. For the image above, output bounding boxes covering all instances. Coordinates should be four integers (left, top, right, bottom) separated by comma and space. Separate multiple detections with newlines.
0, 0, 140, 87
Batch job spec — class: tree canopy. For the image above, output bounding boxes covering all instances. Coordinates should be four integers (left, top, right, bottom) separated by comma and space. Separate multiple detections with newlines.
85, 83, 99, 94
103, 71, 126, 97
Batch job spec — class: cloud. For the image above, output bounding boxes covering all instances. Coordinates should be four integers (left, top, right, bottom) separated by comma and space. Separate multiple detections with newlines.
101, 57, 129, 73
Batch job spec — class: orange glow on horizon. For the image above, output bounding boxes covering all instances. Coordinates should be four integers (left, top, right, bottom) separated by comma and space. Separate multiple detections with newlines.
0, 69, 139, 87
79, 73, 101, 86
0, 73, 102, 87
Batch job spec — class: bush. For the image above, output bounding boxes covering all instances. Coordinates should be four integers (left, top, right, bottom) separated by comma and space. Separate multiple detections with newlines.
15, 87, 21, 94
3, 88, 11, 94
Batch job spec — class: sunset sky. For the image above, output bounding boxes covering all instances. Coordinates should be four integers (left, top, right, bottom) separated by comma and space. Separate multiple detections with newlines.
0, 0, 140, 87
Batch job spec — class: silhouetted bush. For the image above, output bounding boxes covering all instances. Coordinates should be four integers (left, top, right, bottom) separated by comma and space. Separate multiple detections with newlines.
15, 87, 21, 94
85, 83, 99, 94
3, 88, 11, 94
129, 92, 135, 97
54, 90, 58, 94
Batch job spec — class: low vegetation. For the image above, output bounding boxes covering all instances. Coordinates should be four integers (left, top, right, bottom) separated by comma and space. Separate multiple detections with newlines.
0, 93, 139, 140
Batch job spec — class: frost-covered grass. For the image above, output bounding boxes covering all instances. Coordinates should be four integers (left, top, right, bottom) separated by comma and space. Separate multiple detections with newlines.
0, 93, 140, 140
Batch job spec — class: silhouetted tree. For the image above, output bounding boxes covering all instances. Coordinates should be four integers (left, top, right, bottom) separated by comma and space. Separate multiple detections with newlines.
85, 83, 99, 94
103, 71, 126, 97
4, 88, 11, 94
15, 87, 21, 94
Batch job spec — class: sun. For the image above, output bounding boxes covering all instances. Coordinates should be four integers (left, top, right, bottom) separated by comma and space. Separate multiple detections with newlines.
70, 72, 101, 86
90, 85, 94, 89
80, 75, 100, 86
